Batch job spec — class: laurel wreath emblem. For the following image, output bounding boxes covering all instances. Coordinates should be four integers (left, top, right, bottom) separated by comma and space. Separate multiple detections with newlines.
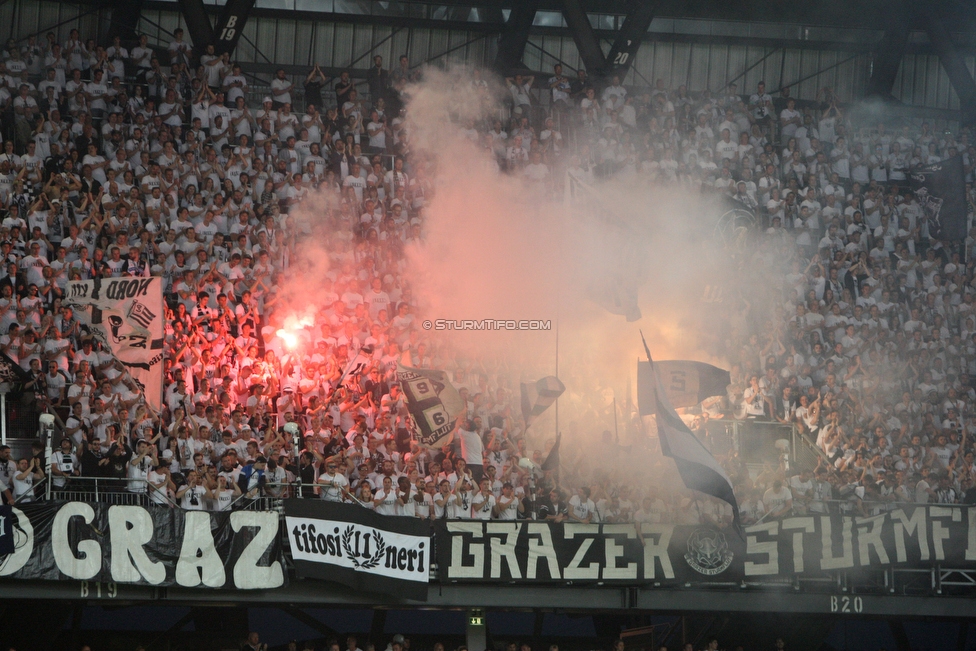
341, 525, 386, 570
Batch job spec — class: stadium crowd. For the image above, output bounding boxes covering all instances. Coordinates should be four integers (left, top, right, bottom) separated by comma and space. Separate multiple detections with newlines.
0, 26, 971, 528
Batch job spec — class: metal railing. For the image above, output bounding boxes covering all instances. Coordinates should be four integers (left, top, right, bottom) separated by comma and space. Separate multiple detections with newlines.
47, 476, 179, 508
25, 477, 976, 522
11, 473, 48, 504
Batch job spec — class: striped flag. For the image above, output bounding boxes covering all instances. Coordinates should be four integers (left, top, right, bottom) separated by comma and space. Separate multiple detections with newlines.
541, 433, 561, 472
338, 345, 374, 388
640, 333, 740, 529
520, 376, 566, 425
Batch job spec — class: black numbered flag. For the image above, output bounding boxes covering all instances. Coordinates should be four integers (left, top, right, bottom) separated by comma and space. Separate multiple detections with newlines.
640, 333, 740, 529
638, 360, 730, 413
397, 356, 465, 448
910, 154, 968, 242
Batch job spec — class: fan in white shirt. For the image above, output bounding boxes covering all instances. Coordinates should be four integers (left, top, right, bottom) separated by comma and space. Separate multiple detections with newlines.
372, 475, 400, 515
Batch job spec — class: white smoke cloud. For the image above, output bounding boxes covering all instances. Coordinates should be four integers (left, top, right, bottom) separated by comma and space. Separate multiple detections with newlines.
275, 65, 778, 485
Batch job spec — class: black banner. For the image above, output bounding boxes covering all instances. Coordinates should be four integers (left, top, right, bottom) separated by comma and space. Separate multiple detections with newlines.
435, 507, 976, 584
0, 501, 284, 590
285, 499, 430, 601
910, 154, 968, 241
0, 505, 13, 555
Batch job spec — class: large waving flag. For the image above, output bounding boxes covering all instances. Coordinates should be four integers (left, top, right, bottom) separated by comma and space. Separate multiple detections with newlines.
640, 333, 739, 528
64, 277, 164, 410
910, 154, 967, 242
521, 376, 566, 425
396, 356, 465, 449
638, 360, 730, 413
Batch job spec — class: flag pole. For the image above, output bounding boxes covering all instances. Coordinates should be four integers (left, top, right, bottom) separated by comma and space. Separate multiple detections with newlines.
613, 396, 619, 443
554, 307, 560, 438
626, 374, 632, 439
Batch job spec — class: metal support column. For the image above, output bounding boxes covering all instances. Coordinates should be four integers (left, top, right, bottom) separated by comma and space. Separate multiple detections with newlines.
484, 4, 505, 25
889, 620, 912, 651
213, 0, 257, 56
600, 0, 656, 80
560, 0, 606, 74
370, 609, 387, 645
493, 0, 540, 72
175, 0, 215, 60
864, 0, 911, 101
107, 0, 146, 44
924, 4, 976, 126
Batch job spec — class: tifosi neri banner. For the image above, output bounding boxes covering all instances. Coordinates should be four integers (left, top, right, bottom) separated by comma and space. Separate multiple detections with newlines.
285, 499, 430, 600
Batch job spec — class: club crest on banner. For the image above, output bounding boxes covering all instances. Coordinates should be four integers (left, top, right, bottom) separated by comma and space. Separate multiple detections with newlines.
684, 528, 733, 576
341, 525, 386, 570
284, 501, 430, 600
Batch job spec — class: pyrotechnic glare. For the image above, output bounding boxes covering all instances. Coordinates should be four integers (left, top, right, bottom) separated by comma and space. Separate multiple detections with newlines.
276, 312, 317, 351
277, 329, 299, 350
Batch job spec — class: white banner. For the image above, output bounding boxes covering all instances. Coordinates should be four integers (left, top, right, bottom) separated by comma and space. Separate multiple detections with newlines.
63, 277, 165, 410
286, 515, 430, 583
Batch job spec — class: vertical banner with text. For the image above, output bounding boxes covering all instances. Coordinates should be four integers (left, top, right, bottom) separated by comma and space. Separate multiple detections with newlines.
64, 277, 164, 410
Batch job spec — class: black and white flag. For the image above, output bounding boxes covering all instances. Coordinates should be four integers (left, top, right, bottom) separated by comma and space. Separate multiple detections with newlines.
284, 499, 430, 600
396, 357, 465, 448
520, 376, 565, 425
638, 360, 730, 412
0, 351, 31, 387
338, 345, 374, 388
63, 278, 164, 410
910, 154, 968, 242
640, 334, 740, 528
